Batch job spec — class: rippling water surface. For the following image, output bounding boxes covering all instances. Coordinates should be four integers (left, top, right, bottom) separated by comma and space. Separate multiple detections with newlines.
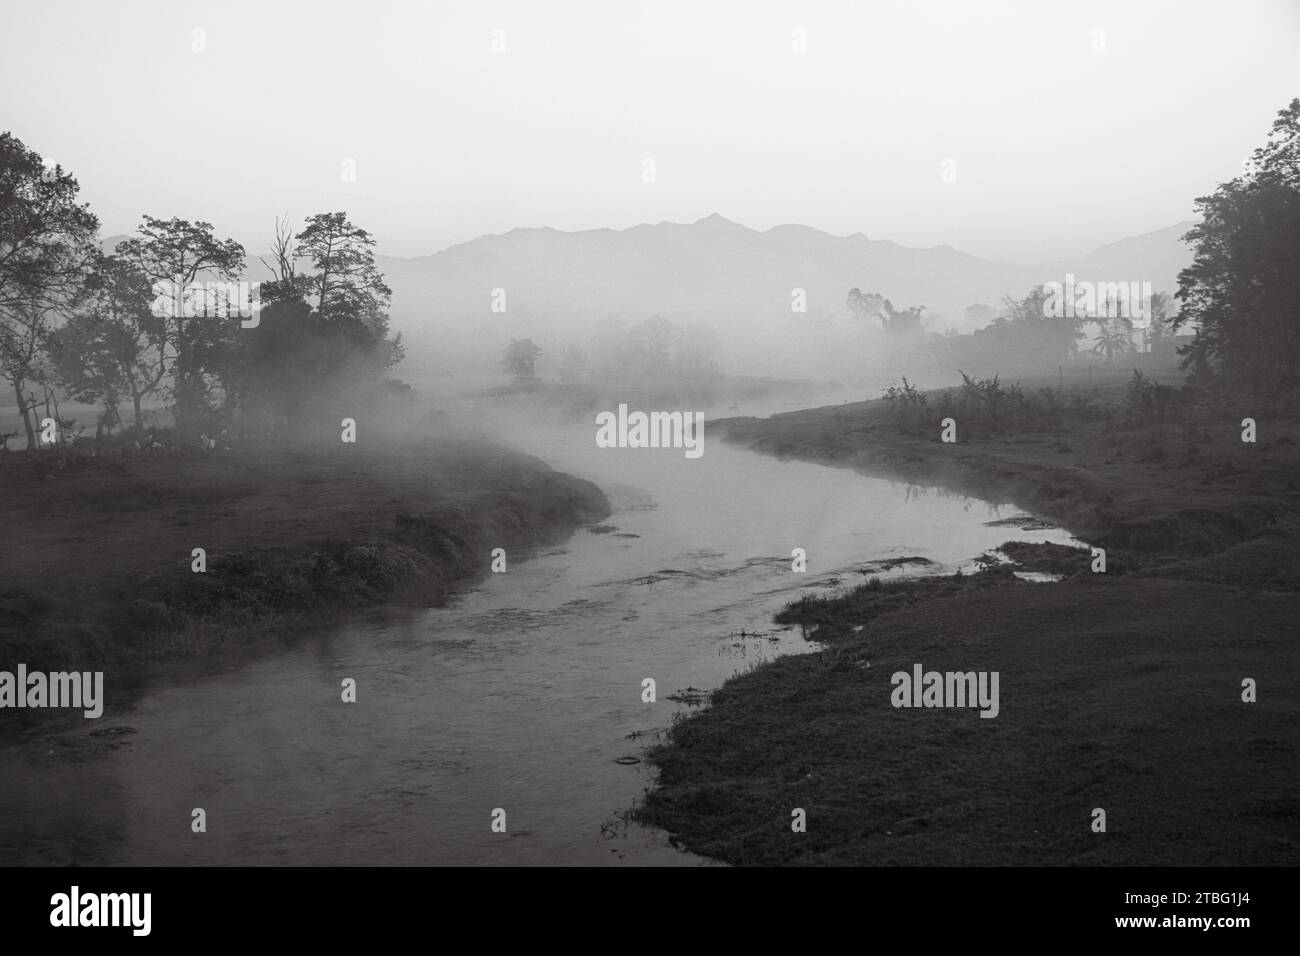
0, 393, 1081, 864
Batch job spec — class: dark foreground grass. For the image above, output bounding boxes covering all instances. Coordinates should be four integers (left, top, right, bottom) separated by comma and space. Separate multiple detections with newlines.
636, 578, 1299, 865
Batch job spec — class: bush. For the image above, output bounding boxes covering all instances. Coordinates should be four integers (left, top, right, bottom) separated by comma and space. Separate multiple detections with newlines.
881, 377, 930, 432
1124, 370, 1182, 425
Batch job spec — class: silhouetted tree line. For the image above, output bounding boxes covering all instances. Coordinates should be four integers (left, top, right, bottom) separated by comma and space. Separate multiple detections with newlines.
586, 315, 721, 383
846, 282, 1179, 379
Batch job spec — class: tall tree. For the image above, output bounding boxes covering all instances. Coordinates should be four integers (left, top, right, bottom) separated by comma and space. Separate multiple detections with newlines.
1089, 290, 1134, 364
1091, 316, 1135, 364
115, 216, 245, 434
0, 132, 99, 447
0, 299, 57, 446
49, 254, 167, 430
259, 213, 308, 303
1174, 98, 1300, 391
228, 215, 404, 439
293, 213, 397, 354
1145, 291, 1173, 352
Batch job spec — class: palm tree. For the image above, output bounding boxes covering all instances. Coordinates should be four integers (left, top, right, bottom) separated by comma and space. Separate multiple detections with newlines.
1091, 315, 1135, 363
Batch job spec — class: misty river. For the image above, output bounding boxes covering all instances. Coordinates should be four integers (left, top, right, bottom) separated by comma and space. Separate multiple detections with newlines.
2, 392, 1082, 865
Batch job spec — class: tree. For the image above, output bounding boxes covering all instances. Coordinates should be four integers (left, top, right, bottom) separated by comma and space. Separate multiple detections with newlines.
115, 216, 245, 434
0, 132, 99, 447
501, 338, 541, 380
293, 212, 396, 349
49, 253, 167, 431
259, 212, 310, 304
1088, 290, 1135, 364
48, 311, 124, 436
1091, 315, 1134, 364
1174, 98, 1300, 391
929, 285, 1085, 377
559, 344, 588, 382
626, 315, 676, 375
846, 288, 876, 324
1002, 285, 1085, 362
229, 215, 403, 439
0, 299, 57, 446
1144, 291, 1173, 352
848, 287, 926, 341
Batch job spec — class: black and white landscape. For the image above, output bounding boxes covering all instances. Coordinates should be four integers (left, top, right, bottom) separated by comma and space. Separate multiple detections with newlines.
1, 0, 1297, 894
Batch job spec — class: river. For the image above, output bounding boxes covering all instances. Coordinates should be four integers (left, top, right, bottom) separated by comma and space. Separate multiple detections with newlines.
0, 390, 1082, 865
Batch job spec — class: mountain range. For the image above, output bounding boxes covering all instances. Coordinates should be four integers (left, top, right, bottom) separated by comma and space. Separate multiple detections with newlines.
107, 215, 1195, 379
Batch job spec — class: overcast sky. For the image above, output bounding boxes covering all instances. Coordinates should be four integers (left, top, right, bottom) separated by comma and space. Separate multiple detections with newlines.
3, 0, 1297, 262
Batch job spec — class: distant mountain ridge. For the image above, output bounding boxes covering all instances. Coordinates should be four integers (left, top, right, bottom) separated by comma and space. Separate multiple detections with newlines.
103, 215, 1195, 378
374, 214, 1194, 376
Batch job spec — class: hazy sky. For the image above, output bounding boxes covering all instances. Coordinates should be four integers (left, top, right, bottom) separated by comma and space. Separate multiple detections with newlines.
3, 0, 1297, 261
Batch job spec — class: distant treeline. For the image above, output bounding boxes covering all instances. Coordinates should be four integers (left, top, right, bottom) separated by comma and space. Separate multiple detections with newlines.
499, 315, 723, 387
927, 284, 1179, 377
849, 99, 1300, 396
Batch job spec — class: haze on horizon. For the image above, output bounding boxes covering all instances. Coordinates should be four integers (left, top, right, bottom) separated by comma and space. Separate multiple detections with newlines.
3, 0, 1298, 263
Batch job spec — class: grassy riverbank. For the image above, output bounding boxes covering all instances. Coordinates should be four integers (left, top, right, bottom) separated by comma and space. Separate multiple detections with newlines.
634, 380, 1300, 865
0, 435, 609, 671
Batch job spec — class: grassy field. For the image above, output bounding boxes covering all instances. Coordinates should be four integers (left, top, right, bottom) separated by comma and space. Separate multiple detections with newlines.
633, 376, 1300, 865
0, 434, 609, 674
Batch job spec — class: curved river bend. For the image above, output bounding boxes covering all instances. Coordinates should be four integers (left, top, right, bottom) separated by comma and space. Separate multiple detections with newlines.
0, 395, 1080, 865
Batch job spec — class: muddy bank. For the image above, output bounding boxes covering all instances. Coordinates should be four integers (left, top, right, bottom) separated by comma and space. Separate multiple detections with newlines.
0, 436, 610, 675
633, 394, 1300, 865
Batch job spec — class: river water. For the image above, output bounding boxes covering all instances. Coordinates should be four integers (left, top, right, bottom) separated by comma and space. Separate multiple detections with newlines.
0, 391, 1081, 865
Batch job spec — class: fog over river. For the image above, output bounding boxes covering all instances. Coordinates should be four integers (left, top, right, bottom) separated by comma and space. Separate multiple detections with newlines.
0, 392, 1081, 865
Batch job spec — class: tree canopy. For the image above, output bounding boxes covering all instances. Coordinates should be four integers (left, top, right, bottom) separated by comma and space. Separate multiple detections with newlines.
1174, 98, 1300, 392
